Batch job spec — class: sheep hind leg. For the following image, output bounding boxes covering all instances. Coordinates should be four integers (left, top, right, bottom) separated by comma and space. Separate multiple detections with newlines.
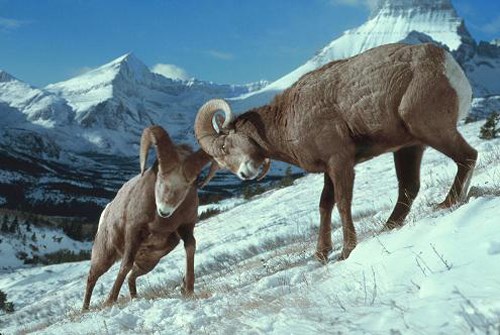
105, 235, 142, 306
416, 130, 477, 208
315, 173, 335, 264
127, 261, 158, 299
399, 79, 477, 209
82, 250, 116, 311
434, 132, 477, 208
383, 145, 425, 231
128, 234, 180, 299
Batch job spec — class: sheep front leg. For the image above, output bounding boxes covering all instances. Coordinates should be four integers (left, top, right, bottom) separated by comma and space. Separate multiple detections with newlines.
128, 233, 180, 299
315, 173, 335, 263
328, 156, 357, 261
178, 225, 196, 296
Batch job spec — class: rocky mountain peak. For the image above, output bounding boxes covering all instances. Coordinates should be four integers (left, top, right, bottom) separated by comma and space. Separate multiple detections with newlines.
107, 52, 152, 84
370, 0, 456, 17
0, 70, 17, 83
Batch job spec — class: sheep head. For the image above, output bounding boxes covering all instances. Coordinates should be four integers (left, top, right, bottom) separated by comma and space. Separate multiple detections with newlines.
194, 99, 270, 181
140, 126, 210, 218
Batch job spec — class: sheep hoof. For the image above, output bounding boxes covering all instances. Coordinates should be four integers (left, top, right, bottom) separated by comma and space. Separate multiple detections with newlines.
435, 200, 454, 209
103, 299, 114, 308
337, 246, 355, 261
382, 221, 403, 232
314, 249, 331, 264
181, 286, 194, 297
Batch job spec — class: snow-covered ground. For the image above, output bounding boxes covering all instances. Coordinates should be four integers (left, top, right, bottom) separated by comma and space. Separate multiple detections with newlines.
0, 221, 92, 270
1, 120, 499, 334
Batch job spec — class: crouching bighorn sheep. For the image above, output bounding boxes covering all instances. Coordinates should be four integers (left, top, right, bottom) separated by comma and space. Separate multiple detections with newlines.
195, 43, 478, 262
83, 125, 212, 310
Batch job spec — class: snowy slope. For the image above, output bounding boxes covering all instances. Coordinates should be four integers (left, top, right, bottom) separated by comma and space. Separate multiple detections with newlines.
0, 223, 91, 270
1, 120, 499, 334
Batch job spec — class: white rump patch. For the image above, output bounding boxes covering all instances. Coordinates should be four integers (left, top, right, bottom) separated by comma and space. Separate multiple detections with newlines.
97, 203, 110, 231
444, 52, 473, 121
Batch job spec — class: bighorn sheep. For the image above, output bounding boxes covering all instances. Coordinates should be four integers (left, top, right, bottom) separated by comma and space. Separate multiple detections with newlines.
195, 43, 477, 262
83, 125, 212, 310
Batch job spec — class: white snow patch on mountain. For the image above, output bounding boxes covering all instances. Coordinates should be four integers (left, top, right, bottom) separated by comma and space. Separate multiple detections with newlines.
46, 54, 142, 113
0, 71, 74, 128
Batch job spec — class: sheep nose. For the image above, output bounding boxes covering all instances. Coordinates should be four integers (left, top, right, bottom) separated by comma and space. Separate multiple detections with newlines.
240, 171, 249, 179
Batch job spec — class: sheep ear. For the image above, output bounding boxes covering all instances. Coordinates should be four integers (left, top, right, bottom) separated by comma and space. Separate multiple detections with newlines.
183, 149, 212, 182
198, 161, 219, 188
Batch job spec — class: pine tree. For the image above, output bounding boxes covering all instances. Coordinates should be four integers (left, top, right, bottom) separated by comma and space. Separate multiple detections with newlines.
479, 112, 500, 140
1, 216, 9, 233
0, 289, 14, 313
8, 217, 18, 234
31, 232, 37, 243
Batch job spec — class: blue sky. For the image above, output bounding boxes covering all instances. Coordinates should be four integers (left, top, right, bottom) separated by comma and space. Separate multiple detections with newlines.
1, 0, 499, 87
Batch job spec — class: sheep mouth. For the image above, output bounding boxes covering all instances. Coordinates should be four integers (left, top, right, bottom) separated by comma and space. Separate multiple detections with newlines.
157, 209, 172, 218
237, 161, 261, 180
157, 204, 175, 218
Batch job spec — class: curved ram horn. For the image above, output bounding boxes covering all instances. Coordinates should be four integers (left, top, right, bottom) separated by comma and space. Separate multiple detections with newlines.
194, 99, 234, 156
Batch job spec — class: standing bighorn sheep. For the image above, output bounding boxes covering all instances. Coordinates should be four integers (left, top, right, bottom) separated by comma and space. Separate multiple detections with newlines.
195, 43, 477, 262
83, 125, 212, 310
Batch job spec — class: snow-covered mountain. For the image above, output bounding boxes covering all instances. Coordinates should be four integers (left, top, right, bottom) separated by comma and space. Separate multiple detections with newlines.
45, 53, 268, 150
235, 0, 500, 114
0, 56, 268, 216
0, 71, 74, 128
